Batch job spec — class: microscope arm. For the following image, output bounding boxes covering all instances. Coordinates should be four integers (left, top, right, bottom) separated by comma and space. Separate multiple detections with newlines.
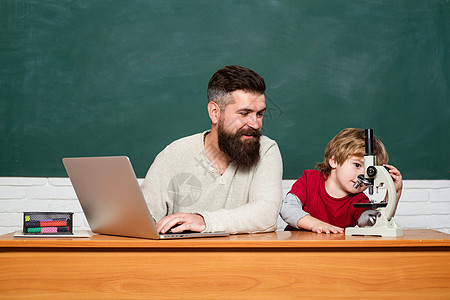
373, 166, 398, 221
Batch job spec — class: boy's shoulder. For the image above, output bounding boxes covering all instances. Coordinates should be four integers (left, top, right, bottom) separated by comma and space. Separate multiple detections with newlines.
292, 169, 326, 187
301, 169, 326, 181
290, 169, 324, 195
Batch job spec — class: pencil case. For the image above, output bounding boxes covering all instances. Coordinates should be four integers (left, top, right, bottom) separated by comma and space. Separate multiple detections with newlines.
22, 212, 73, 235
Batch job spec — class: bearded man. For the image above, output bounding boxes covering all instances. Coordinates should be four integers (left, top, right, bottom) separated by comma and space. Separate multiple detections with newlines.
141, 65, 283, 234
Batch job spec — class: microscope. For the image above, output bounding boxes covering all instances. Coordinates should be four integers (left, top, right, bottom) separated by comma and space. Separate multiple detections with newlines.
345, 129, 403, 237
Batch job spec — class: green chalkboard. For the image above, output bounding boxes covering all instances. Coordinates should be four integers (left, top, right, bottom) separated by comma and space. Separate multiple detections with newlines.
1, 0, 449, 179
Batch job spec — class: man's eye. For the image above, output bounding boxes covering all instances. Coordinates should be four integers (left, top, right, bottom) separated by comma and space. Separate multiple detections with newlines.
240, 112, 249, 116
257, 112, 264, 117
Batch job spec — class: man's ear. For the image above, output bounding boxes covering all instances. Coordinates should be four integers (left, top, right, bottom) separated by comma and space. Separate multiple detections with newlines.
329, 156, 338, 168
207, 101, 221, 124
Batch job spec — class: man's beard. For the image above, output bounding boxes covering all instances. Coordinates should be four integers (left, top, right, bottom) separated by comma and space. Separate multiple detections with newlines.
217, 121, 261, 168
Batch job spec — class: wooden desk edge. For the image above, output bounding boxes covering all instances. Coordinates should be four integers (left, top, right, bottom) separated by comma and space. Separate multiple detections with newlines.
1, 229, 449, 249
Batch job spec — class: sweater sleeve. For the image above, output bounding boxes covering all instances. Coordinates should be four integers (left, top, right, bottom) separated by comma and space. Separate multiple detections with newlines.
140, 148, 171, 223
280, 193, 309, 229
197, 141, 283, 234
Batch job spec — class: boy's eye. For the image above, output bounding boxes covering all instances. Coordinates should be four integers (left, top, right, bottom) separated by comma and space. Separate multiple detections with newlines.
355, 163, 361, 168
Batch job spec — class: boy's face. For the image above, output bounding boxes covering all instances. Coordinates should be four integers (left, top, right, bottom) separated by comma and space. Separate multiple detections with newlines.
328, 155, 367, 196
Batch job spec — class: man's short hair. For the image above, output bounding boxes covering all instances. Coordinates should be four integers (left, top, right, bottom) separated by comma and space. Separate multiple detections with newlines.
207, 65, 266, 109
316, 128, 389, 176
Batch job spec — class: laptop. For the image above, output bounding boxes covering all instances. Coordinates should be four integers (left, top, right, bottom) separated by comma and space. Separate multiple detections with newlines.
62, 156, 229, 239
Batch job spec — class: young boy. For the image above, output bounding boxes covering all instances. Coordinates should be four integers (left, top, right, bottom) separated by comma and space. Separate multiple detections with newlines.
280, 128, 403, 234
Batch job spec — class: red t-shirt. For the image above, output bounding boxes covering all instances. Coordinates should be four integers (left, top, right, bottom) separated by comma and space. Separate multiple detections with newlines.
289, 170, 369, 228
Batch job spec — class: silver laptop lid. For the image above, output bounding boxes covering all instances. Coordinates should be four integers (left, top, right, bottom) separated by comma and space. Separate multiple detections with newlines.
63, 156, 160, 239
63, 156, 229, 240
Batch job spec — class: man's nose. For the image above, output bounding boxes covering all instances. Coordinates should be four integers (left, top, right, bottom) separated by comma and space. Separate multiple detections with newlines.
247, 114, 261, 129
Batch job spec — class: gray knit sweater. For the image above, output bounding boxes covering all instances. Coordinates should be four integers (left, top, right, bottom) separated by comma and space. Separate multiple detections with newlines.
140, 131, 283, 234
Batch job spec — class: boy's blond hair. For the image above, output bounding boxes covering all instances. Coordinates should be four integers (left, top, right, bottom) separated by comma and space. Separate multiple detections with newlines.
316, 128, 389, 176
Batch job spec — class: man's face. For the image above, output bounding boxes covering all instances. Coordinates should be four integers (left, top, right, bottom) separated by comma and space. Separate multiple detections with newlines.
217, 90, 266, 168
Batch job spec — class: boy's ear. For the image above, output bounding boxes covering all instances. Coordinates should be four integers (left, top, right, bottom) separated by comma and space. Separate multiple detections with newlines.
329, 156, 338, 168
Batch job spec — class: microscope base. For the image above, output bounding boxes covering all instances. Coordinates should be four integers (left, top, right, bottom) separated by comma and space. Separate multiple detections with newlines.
345, 225, 403, 237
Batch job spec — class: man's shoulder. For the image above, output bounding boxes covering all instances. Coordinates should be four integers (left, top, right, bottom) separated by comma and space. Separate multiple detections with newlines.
260, 135, 279, 152
156, 132, 204, 162
165, 132, 204, 151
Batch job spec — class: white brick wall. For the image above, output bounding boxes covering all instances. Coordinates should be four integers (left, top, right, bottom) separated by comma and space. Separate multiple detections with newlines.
0, 177, 449, 235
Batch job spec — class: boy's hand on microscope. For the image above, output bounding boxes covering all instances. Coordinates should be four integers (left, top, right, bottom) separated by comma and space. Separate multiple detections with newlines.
384, 164, 403, 200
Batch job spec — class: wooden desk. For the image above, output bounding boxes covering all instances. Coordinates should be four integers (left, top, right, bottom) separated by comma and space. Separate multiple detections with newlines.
1, 229, 449, 299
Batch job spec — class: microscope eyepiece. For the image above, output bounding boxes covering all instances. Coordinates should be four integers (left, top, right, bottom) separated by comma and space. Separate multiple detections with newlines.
365, 129, 374, 156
